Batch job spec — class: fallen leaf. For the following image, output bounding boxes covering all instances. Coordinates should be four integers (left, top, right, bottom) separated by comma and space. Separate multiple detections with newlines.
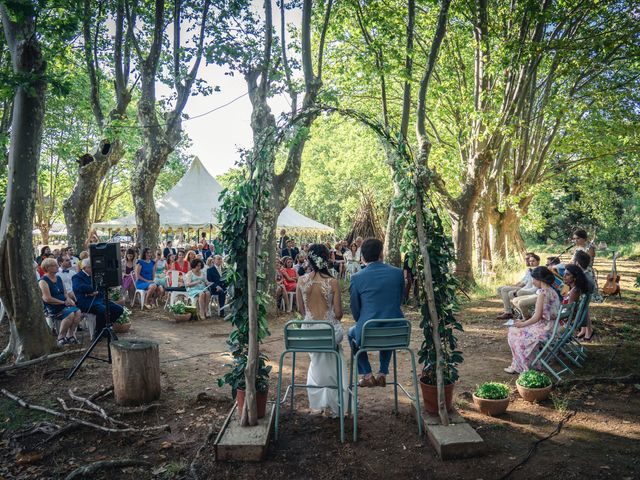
86, 446, 97, 453
160, 441, 172, 450
16, 452, 43, 465
176, 408, 186, 414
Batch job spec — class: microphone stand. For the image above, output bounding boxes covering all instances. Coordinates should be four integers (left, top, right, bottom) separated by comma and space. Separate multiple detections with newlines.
66, 277, 118, 379
549, 243, 574, 265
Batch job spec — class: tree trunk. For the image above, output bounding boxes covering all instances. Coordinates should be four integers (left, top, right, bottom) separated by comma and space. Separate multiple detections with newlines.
491, 207, 524, 262
0, 13, 55, 361
131, 151, 164, 251
452, 198, 476, 285
384, 180, 403, 267
64, 140, 124, 252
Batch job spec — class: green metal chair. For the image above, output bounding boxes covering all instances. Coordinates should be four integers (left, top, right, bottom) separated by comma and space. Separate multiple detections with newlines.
275, 320, 345, 443
347, 319, 422, 441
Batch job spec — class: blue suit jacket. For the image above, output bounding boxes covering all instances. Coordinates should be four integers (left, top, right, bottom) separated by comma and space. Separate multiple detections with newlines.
206, 265, 226, 290
72, 270, 104, 310
349, 261, 404, 344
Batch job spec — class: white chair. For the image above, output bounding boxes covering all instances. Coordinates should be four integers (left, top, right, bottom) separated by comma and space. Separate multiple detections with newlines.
83, 313, 96, 340
287, 291, 295, 313
164, 271, 188, 309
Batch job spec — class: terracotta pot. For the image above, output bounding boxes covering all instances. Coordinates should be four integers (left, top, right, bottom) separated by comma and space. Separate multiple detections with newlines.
172, 313, 192, 323
112, 322, 131, 333
419, 378, 454, 413
235, 388, 269, 419
472, 394, 510, 416
516, 383, 552, 403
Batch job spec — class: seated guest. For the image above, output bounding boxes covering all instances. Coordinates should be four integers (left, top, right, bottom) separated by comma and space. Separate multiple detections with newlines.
174, 250, 189, 273
496, 253, 540, 320
207, 255, 226, 317
563, 264, 587, 306
36, 245, 51, 264
546, 256, 566, 277
571, 228, 596, 267
185, 250, 197, 268
277, 229, 289, 251
573, 250, 596, 340
344, 242, 361, 277
185, 258, 211, 319
163, 240, 177, 260
505, 266, 560, 374
200, 233, 211, 260
281, 239, 299, 260
280, 257, 298, 294
205, 256, 215, 269
135, 247, 163, 309
73, 258, 124, 341
295, 253, 307, 277
121, 249, 137, 303
333, 243, 345, 277
67, 246, 80, 270
56, 255, 77, 301
275, 260, 290, 311
154, 249, 168, 289
39, 258, 82, 346
77, 251, 89, 273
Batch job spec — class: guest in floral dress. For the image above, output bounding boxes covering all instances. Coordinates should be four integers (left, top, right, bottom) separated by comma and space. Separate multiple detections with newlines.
505, 266, 560, 374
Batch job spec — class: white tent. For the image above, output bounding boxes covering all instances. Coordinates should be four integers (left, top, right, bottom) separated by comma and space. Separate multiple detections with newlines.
94, 157, 334, 233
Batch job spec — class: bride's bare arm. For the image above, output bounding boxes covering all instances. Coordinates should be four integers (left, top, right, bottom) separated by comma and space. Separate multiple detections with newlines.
331, 278, 343, 320
296, 283, 305, 317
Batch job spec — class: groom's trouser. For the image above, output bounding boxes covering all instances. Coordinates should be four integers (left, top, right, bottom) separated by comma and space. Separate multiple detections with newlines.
348, 325, 392, 375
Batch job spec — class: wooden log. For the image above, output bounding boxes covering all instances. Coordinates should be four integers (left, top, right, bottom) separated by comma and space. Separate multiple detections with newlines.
111, 340, 161, 406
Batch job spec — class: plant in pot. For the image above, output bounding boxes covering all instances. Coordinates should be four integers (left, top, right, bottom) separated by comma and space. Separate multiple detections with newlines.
473, 382, 510, 416
109, 288, 125, 306
169, 301, 191, 322
516, 370, 552, 402
112, 307, 131, 333
218, 341, 271, 419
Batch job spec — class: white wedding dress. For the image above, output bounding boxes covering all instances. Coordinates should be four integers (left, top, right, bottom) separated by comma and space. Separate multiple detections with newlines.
298, 273, 349, 416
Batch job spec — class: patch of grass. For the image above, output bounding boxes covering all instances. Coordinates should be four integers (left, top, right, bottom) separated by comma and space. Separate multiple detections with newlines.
0, 398, 51, 432
550, 393, 569, 412
161, 460, 187, 479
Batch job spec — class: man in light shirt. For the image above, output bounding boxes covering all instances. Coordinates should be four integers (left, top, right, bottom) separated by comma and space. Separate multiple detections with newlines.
496, 253, 540, 320
56, 255, 77, 301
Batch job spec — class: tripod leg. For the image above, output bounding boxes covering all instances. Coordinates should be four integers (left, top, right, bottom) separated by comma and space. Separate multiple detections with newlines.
66, 331, 105, 379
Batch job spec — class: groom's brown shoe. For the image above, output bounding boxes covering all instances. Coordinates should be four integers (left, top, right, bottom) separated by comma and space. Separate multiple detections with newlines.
358, 376, 377, 388
376, 375, 386, 387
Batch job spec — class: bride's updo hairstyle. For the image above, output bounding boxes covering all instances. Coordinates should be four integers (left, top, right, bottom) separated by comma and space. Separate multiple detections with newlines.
307, 243, 332, 277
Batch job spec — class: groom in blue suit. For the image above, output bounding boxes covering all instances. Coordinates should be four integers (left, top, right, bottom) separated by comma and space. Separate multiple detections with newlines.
349, 238, 404, 387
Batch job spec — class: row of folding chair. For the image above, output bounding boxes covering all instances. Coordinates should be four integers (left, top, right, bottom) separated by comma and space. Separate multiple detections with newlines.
531, 294, 591, 381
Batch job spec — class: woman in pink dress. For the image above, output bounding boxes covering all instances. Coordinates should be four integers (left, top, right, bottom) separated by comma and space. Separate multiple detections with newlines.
505, 266, 560, 374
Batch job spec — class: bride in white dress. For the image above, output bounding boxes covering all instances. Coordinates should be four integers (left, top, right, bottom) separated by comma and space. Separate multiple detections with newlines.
296, 244, 349, 417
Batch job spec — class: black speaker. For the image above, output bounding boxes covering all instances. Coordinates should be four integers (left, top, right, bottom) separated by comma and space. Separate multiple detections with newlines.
89, 242, 122, 289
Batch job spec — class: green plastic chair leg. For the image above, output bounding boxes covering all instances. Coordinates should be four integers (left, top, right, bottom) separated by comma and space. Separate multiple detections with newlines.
347, 349, 354, 416
409, 349, 423, 436
335, 352, 345, 443
353, 350, 361, 442
393, 350, 399, 414
291, 351, 296, 411
274, 351, 287, 441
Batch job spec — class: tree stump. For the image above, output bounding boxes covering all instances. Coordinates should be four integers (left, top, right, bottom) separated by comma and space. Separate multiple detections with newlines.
111, 340, 161, 406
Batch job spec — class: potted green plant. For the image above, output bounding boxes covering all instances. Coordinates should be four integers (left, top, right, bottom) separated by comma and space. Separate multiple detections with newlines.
169, 301, 192, 322
419, 363, 458, 414
217, 345, 271, 419
473, 382, 510, 416
109, 288, 126, 306
112, 307, 131, 333
516, 370, 552, 402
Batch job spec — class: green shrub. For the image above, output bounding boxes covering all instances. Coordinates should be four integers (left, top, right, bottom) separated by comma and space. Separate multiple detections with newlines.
114, 307, 131, 325
517, 370, 551, 389
474, 382, 510, 400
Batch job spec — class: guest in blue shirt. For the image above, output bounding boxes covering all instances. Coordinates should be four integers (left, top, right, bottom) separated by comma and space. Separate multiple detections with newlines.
135, 247, 163, 309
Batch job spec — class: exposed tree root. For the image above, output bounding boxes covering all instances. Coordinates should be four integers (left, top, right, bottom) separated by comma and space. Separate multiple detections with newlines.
189, 421, 220, 480
64, 459, 151, 480
1, 388, 170, 434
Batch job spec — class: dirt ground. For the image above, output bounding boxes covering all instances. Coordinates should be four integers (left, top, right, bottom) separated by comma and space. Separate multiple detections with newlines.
1, 258, 638, 479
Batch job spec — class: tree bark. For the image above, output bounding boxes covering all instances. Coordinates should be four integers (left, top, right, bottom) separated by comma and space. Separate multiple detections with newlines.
0, 6, 55, 361
384, 179, 403, 267
64, 141, 125, 252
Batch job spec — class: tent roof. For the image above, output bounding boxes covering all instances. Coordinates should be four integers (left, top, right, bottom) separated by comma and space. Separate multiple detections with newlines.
94, 158, 333, 233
